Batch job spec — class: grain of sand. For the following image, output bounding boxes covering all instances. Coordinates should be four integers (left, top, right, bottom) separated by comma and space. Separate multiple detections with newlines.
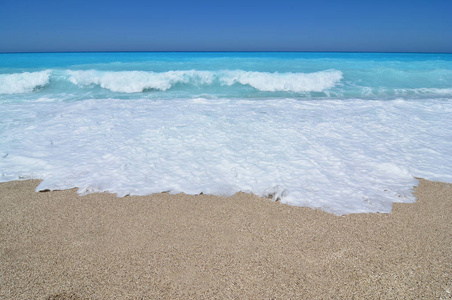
1, 179, 451, 299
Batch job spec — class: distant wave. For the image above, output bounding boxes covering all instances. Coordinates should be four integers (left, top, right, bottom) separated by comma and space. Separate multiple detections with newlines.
66, 69, 343, 93
67, 70, 215, 93
2, 68, 451, 99
407, 88, 452, 95
220, 70, 343, 92
0, 70, 51, 94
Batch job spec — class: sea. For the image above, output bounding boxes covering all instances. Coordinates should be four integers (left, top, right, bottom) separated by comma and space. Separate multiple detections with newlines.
1, 52, 451, 215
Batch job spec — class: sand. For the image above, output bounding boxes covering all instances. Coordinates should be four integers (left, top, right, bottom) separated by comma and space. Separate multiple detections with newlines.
0, 179, 451, 299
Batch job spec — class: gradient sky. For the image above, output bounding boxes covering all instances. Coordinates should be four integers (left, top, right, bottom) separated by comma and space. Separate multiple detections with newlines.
1, 0, 451, 52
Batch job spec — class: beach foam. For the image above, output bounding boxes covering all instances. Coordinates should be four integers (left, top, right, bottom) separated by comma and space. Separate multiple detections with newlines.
1, 98, 451, 215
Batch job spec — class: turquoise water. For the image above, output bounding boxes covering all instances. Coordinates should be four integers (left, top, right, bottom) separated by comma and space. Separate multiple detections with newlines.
1, 52, 451, 214
1, 52, 452, 102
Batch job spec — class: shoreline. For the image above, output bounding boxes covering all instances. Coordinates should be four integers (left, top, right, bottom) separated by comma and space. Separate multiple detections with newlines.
1, 179, 451, 298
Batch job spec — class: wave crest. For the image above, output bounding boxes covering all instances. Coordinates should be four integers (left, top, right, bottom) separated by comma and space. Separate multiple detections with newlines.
67, 70, 215, 93
220, 70, 343, 92
66, 69, 343, 93
0, 70, 51, 94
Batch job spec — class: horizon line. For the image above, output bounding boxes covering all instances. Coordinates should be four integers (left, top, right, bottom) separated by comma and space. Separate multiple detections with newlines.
1, 50, 451, 55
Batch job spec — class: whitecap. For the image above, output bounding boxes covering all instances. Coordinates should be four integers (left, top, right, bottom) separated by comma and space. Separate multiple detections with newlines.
67, 70, 215, 93
219, 69, 343, 92
0, 70, 51, 94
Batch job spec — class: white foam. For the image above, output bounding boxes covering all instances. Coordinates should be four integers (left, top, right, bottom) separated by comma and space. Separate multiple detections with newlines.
1, 98, 451, 215
392, 88, 452, 96
67, 70, 215, 93
220, 70, 343, 92
66, 69, 343, 93
413, 88, 452, 95
0, 70, 51, 94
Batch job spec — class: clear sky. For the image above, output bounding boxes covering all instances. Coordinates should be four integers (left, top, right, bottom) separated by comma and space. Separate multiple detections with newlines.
1, 0, 451, 53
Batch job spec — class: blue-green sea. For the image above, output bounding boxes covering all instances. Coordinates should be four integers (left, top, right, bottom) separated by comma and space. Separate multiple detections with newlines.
1, 52, 451, 214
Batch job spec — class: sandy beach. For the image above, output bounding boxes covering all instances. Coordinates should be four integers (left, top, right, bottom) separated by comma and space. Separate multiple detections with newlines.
1, 179, 451, 299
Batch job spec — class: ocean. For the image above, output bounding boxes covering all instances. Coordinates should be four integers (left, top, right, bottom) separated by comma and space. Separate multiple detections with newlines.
1, 52, 451, 215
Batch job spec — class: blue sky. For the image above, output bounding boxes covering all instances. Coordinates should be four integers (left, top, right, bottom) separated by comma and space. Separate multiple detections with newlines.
0, 0, 451, 52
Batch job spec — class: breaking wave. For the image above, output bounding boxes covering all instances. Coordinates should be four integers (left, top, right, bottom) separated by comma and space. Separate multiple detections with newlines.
66, 69, 343, 93
0, 70, 51, 94
220, 70, 343, 92
1, 67, 450, 99
67, 70, 215, 93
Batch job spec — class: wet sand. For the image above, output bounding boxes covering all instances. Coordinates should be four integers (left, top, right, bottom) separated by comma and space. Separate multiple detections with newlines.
1, 179, 451, 299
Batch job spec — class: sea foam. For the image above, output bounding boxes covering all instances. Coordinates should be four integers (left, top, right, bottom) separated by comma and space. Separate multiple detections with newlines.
67, 70, 215, 93
66, 69, 343, 93
220, 70, 343, 92
1, 98, 451, 215
0, 70, 51, 94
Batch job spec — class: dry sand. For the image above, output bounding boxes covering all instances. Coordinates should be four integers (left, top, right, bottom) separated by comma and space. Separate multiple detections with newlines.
1, 179, 451, 299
